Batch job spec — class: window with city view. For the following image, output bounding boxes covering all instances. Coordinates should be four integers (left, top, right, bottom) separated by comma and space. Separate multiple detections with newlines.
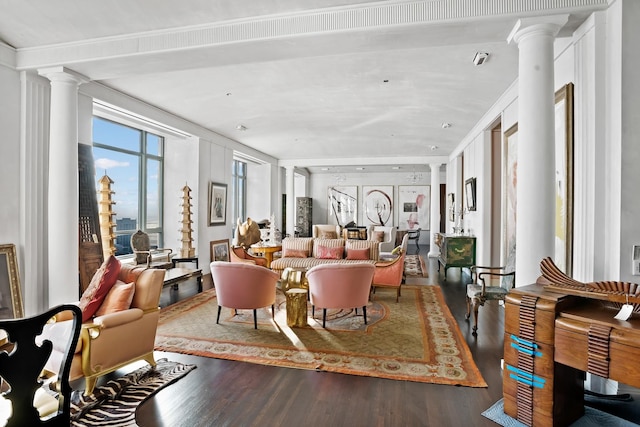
231, 159, 247, 226
93, 116, 165, 256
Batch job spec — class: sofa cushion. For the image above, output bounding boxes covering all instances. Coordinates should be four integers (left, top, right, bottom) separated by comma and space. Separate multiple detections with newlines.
346, 247, 369, 260
345, 240, 380, 261
79, 255, 121, 322
95, 280, 135, 317
312, 238, 344, 258
316, 245, 344, 260
282, 237, 314, 257
283, 249, 308, 258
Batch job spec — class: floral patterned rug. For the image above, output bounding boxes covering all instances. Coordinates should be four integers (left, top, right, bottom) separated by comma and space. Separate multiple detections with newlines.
404, 254, 428, 277
155, 285, 486, 387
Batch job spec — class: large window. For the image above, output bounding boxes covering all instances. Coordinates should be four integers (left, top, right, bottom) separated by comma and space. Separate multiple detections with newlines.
93, 116, 165, 256
231, 159, 247, 225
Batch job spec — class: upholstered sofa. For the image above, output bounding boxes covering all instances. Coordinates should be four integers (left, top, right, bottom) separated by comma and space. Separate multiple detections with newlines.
270, 237, 380, 275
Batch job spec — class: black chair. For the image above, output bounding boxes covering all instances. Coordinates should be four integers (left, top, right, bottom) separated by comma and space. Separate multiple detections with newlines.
0, 304, 82, 427
407, 228, 421, 251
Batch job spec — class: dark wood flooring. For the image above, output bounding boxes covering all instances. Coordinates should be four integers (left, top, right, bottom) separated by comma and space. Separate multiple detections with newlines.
131, 244, 507, 426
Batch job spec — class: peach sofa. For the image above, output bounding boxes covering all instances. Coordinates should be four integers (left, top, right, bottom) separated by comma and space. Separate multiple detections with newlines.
269, 237, 380, 275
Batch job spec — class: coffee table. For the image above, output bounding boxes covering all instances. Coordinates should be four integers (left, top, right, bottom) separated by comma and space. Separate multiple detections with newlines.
163, 267, 203, 292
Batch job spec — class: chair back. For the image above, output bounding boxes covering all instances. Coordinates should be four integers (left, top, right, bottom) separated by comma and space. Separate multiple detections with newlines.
312, 224, 341, 239
307, 263, 375, 309
130, 230, 151, 264
210, 261, 279, 309
0, 304, 81, 427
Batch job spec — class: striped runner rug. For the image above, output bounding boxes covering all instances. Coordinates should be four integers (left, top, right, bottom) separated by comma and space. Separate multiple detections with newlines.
70, 358, 196, 427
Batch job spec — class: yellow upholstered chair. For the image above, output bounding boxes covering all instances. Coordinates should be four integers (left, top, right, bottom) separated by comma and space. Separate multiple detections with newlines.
44, 264, 165, 395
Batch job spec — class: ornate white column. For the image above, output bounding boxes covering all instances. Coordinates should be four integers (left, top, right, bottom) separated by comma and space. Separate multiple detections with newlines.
508, 16, 568, 286
428, 163, 442, 258
38, 66, 88, 307
286, 166, 296, 237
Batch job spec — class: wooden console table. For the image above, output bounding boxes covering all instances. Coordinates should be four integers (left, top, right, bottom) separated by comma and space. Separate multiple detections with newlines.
504, 283, 640, 426
434, 233, 476, 279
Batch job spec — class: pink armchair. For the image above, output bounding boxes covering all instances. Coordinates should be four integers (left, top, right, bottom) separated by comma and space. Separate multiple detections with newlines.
372, 250, 406, 302
210, 261, 279, 329
306, 263, 375, 327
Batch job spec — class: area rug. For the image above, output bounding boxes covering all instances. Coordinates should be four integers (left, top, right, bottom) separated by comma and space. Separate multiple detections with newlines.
155, 285, 486, 387
70, 358, 196, 427
405, 254, 428, 277
482, 399, 638, 427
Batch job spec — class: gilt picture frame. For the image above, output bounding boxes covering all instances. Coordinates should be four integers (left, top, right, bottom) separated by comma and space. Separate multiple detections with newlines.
208, 182, 227, 226
210, 239, 230, 263
0, 243, 23, 320
554, 82, 574, 275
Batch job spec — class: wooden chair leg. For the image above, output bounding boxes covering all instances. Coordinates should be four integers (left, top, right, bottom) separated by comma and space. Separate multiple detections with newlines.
355, 307, 358, 315
271, 304, 275, 319
323, 308, 327, 328
363, 306, 367, 324
217, 306, 221, 324
253, 309, 258, 329
396, 288, 400, 302
465, 296, 471, 320
471, 299, 480, 336
312, 305, 315, 318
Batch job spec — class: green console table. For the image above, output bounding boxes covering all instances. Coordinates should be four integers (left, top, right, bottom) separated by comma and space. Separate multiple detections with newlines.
435, 233, 476, 280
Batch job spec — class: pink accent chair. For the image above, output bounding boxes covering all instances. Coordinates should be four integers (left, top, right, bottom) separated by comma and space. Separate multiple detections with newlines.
372, 250, 406, 302
230, 246, 268, 267
210, 261, 279, 329
306, 263, 375, 327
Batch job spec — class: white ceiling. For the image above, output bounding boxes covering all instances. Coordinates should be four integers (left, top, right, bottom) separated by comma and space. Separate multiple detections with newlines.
0, 0, 601, 174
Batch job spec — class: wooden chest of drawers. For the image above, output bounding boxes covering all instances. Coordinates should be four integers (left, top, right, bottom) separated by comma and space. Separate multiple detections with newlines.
503, 285, 584, 427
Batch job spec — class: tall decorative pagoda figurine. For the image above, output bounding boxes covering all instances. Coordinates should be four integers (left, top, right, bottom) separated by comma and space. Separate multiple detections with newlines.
97, 174, 116, 259
179, 184, 196, 258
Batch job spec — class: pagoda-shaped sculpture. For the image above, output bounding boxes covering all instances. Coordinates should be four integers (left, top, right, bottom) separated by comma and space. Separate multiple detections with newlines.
179, 184, 196, 258
97, 174, 117, 260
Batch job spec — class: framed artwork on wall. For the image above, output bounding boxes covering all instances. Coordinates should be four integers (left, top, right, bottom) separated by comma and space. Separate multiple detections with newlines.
362, 185, 393, 226
210, 239, 230, 262
503, 123, 518, 273
398, 185, 430, 231
554, 82, 574, 275
327, 186, 358, 226
465, 178, 477, 212
208, 182, 227, 226
0, 243, 23, 320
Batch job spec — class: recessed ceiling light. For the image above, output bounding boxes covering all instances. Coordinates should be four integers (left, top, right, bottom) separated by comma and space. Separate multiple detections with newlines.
391, 166, 401, 170
441, 122, 451, 129
236, 124, 247, 131
430, 145, 439, 151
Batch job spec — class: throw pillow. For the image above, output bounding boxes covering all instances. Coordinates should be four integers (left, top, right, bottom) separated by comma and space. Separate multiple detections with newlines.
391, 245, 402, 255
372, 231, 385, 242
346, 247, 369, 260
94, 280, 135, 317
316, 245, 344, 260
283, 248, 308, 258
79, 255, 121, 322
319, 230, 338, 239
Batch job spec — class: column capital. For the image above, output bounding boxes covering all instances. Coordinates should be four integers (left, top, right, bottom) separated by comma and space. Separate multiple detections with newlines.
429, 163, 443, 171
38, 66, 89, 85
507, 14, 569, 45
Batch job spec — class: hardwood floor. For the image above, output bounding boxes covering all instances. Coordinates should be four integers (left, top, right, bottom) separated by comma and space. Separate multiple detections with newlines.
134, 244, 506, 426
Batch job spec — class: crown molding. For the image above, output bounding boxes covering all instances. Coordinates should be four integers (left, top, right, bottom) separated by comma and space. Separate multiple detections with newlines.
15, 0, 607, 71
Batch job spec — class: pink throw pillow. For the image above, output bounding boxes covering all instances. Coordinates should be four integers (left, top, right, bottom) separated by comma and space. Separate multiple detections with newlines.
79, 255, 121, 322
95, 280, 135, 317
284, 248, 308, 258
346, 247, 370, 260
316, 245, 344, 260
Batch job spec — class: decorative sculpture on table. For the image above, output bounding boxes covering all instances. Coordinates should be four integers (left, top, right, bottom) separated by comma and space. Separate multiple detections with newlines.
97, 174, 117, 260
179, 184, 196, 258
235, 217, 261, 249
